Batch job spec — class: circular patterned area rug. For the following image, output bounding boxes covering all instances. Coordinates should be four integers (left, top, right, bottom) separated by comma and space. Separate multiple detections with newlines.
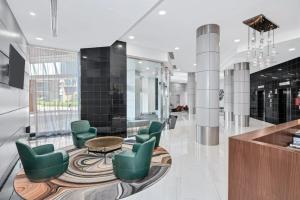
14, 143, 172, 200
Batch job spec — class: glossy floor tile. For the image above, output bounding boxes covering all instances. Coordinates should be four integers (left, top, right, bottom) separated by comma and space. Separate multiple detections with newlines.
0, 113, 273, 200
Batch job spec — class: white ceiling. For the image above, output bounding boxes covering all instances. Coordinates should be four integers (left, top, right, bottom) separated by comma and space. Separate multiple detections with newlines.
7, 0, 160, 50
7, 0, 300, 73
120, 0, 300, 72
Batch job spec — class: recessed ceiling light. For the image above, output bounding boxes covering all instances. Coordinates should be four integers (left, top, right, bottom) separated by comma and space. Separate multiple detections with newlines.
146, 67, 150, 70
158, 10, 167, 15
193, 63, 197, 66
234, 39, 240, 43
174, 47, 180, 50
138, 61, 143, 64
29, 12, 36, 16
128, 35, 135, 40
35, 37, 44, 41
289, 48, 296, 52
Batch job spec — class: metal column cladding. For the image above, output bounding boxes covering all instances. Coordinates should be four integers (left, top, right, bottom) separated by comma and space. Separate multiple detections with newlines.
195, 24, 220, 145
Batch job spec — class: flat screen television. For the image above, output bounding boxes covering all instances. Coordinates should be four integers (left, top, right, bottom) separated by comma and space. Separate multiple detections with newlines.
0, 50, 9, 85
9, 45, 25, 89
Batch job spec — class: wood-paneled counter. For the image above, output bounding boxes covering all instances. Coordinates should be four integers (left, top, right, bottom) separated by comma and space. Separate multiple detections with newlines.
229, 119, 300, 200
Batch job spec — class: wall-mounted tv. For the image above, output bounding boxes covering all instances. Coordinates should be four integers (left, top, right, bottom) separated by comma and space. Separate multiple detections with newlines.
9, 45, 25, 89
0, 50, 9, 85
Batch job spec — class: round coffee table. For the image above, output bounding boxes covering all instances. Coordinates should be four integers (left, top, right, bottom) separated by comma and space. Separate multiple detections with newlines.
85, 136, 123, 164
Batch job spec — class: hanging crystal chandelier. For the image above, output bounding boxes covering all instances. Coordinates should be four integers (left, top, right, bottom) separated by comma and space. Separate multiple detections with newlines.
243, 14, 279, 69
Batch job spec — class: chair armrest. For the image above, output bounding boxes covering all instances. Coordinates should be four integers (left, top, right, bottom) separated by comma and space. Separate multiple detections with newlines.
32, 144, 54, 155
35, 152, 64, 168
150, 131, 161, 139
132, 143, 142, 152
89, 127, 97, 134
138, 128, 149, 135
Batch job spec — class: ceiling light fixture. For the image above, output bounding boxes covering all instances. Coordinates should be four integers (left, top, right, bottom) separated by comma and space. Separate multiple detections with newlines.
193, 63, 197, 66
138, 61, 143, 64
278, 68, 282, 71
243, 14, 279, 69
146, 67, 150, 70
35, 37, 44, 41
289, 48, 296, 52
29, 12, 36, 16
128, 35, 135, 40
50, 0, 58, 37
158, 10, 166, 15
234, 39, 240, 43
117, 44, 123, 48
174, 47, 180, 50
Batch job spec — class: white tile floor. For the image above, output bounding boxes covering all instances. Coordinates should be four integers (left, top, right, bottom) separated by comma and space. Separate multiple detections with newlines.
0, 113, 273, 200
125, 113, 273, 200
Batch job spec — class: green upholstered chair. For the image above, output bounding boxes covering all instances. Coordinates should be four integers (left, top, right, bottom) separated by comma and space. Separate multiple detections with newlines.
71, 120, 97, 148
112, 137, 156, 180
15, 140, 69, 182
135, 121, 163, 147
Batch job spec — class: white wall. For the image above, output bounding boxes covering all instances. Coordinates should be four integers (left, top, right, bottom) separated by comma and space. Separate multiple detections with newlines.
127, 44, 168, 62
0, 0, 29, 187
170, 82, 187, 106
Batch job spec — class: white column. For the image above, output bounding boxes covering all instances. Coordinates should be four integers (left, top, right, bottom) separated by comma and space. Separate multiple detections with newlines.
187, 72, 196, 115
233, 62, 250, 127
195, 24, 220, 145
224, 69, 234, 126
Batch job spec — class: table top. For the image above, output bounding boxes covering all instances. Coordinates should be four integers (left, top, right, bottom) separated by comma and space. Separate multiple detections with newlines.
85, 136, 123, 153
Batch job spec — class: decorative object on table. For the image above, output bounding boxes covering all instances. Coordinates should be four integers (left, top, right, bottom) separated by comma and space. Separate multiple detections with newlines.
85, 136, 123, 164
112, 137, 156, 181
15, 140, 69, 181
135, 121, 163, 147
71, 120, 97, 148
243, 14, 279, 69
14, 142, 172, 200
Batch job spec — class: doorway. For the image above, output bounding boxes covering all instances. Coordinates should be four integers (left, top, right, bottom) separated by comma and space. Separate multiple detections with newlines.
278, 88, 291, 123
257, 90, 265, 120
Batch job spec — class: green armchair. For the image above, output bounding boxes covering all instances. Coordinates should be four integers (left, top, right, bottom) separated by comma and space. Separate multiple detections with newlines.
15, 140, 69, 182
71, 120, 97, 148
135, 121, 163, 147
112, 137, 156, 180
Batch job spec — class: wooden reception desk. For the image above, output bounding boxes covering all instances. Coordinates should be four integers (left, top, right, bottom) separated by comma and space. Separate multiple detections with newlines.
229, 120, 300, 200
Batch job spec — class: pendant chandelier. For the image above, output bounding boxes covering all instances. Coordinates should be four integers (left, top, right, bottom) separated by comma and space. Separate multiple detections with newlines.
243, 14, 279, 69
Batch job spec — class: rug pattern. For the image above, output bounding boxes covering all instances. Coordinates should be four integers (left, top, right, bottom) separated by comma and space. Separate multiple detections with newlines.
14, 144, 172, 200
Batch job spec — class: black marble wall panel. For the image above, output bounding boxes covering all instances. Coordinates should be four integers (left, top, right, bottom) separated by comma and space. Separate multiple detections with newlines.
250, 57, 300, 124
80, 41, 127, 137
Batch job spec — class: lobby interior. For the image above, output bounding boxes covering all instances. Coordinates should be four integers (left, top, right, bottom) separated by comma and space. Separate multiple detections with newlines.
0, 0, 300, 200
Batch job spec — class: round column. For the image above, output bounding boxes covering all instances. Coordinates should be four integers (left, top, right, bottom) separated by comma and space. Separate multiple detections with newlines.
195, 24, 220, 145
187, 72, 196, 115
233, 62, 250, 127
224, 69, 234, 125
